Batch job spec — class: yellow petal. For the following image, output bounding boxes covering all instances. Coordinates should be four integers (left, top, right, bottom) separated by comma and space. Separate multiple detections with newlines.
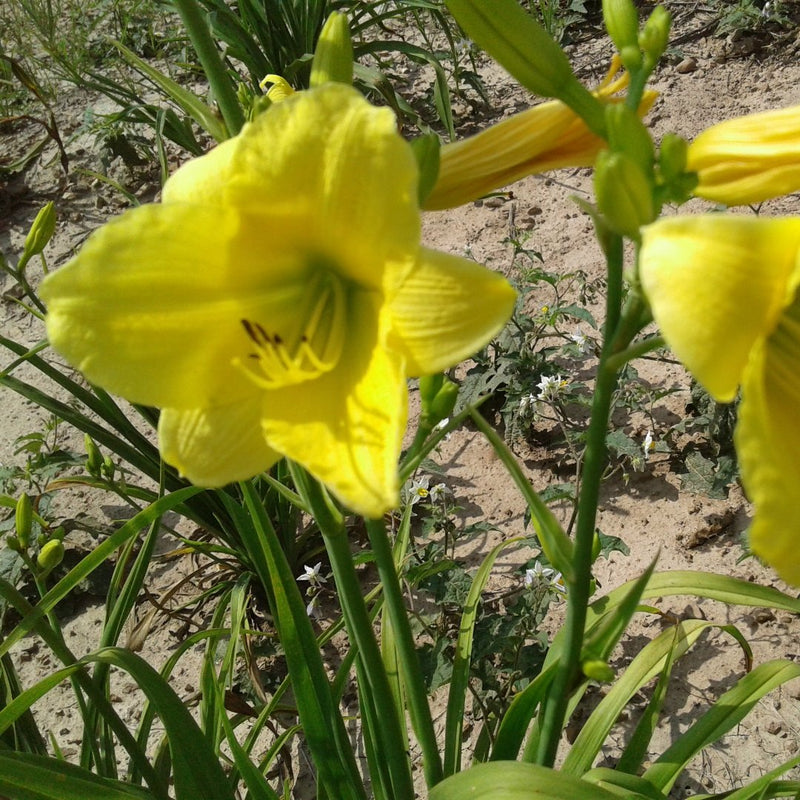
639, 215, 800, 401
41, 203, 317, 409
261, 294, 405, 518
189, 84, 419, 292
159, 397, 281, 486
388, 248, 516, 375
737, 295, 800, 584
689, 105, 800, 205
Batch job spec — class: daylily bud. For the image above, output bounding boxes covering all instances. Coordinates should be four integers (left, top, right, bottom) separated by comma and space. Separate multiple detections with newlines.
582, 659, 615, 682
37, 539, 64, 574
85, 434, 103, 477
102, 455, 115, 481
639, 6, 671, 69
15, 493, 33, 550
310, 12, 354, 88
445, 0, 578, 101
591, 530, 602, 562
595, 151, 654, 238
659, 133, 688, 181
603, 0, 640, 66
605, 103, 654, 173
420, 374, 459, 427
5, 534, 23, 553
20, 202, 56, 273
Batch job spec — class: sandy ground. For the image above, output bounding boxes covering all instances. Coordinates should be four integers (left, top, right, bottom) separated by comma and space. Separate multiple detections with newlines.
3, 4, 800, 795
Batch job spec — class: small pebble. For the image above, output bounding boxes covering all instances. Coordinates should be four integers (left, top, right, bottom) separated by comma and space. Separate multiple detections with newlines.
676, 57, 698, 74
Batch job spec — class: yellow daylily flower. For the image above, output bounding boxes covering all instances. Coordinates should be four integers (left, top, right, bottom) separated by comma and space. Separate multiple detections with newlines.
640, 214, 800, 584
41, 84, 515, 518
424, 58, 658, 211
688, 104, 800, 206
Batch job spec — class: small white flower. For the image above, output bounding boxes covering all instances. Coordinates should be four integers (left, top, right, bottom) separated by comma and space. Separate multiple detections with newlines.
306, 594, 321, 618
404, 475, 431, 506
643, 429, 654, 461
429, 482, 449, 503
536, 374, 568, 401
454, 37, 473, 58
569, 330, 588, 352
433, 417, 452, 441
551, 572, 567, 596
524, 561, 556, 587
518, 392, 536, 416
298, 562, 328, 588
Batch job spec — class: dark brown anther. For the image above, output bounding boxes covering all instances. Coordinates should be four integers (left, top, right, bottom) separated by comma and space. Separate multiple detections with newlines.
273, 334, 283, 344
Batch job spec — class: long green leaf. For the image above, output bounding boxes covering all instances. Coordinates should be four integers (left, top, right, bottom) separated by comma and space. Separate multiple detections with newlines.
586, 571, 800, 632
445, 537, 524, 775
561, 620, 715, 777
110, 40, 228, 142
643, 659, 800, 793
429, 762, 622, 800
238, 483, 367, 800
0, 751, 155, 800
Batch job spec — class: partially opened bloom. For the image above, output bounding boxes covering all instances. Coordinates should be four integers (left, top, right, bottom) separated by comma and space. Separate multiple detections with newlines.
423, 59, 658, 211
640, 214, 800, 584
688, 104, 800, 206
41, 84, 515, 518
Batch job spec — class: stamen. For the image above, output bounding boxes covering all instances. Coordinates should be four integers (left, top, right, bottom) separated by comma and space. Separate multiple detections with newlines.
237, 269, 347, 389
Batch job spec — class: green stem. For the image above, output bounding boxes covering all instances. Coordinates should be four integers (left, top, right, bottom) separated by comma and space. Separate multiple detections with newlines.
605, 334, 664, 373
365, 517, 443, 788
535, 230, 634, 766
170, 0, 244, 136
292, 469, 415, 800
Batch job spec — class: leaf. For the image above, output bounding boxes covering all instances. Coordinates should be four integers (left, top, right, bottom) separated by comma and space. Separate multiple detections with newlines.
0, 751, 155, 800
429, 762, 622, 800
679, 450, 732, 499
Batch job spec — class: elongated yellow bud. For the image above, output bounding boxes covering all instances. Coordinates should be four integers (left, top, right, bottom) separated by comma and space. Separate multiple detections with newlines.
15, 493, 32, 549
37, 539, 65, 574
310, 12, 353, 88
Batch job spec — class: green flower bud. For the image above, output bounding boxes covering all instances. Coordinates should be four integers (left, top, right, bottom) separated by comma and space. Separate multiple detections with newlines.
605, 103, 654, 173
591, 530, 602, 562
102, 455, 115, 481
85, 434, 103, 477
5, 534, 23, 553
429, 377, 459, 423
639, 6, 671, 69
594, 151, 654, 239
658, 133, 689, 181
419, 374, 444, 408
15, 493, 33, 550
603, 0, 640, 55
23, 202, 56, 261
37, 539, 65, 574
446, 0, 578, 101
420, 374, 459, 427
310, 12, 354, 88
582, 659, 615, 682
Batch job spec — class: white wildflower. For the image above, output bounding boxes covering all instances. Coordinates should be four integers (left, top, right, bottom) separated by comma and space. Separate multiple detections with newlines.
298, 562, 328, 589
643, 429, 654, 461
569, 329, 588, 353
524, 561, 556, 587
536, 374, 568, 401
429, 482, 449, 503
